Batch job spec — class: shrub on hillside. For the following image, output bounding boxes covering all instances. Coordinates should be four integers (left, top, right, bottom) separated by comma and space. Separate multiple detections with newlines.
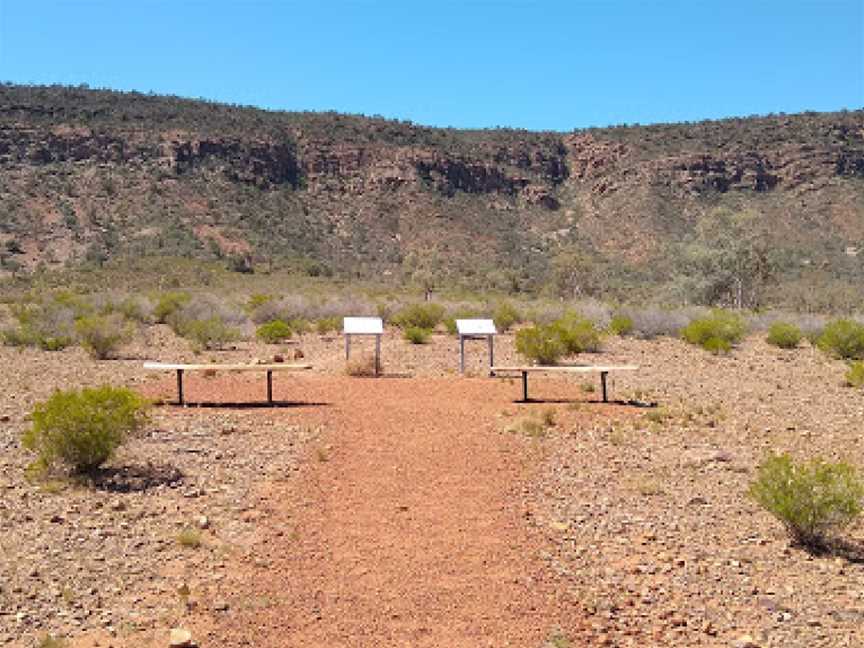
609, 313, 634, 336
681, 310, 746, 353
766, 322, 803, 349
846, 361, 864, 388
816, 319, 864, 359
515, 325, 565, 365
492, 302, 522, 332
403, 326, 431, 344
3, 301, 76, 351
256, 319, 293, 344
22, 386, 149, 474
391, 303, 445, 330
153, 291, 190, 324
551, 312, 602, 354
75, 313, 134, 359
749, 453, 864, 548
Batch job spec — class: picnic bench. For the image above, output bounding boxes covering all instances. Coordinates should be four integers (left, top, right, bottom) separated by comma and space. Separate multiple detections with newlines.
143, 361, 312, 405
491, 365, 639, 402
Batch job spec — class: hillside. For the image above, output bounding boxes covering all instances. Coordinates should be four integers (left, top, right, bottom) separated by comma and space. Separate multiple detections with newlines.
0, 84, 862, 308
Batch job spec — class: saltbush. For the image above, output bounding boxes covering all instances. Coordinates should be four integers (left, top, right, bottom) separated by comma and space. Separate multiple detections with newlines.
766, 322, 803, 349
492, 302, 522, 332
153, 291, 190, 323
515, 325, 565, 365
176, 317, 240, 351
609, 314, 634, 336
749, 453, 864, 548
680, 310, 746, 354
315, 316, 340, 335
22, 386, 149, 474
256, 319, 293, 344
403, 326, 431, 344
3, 301, 76, 351
391, 303, 445, 330
846, 361, 864, 388
75, 313, 133, 359
816, 319, 864, 360
551, 312, 602, 354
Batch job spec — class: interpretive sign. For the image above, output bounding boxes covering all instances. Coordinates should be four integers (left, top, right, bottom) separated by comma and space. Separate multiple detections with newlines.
456, 319, 497, 374
343, 317, 384, 375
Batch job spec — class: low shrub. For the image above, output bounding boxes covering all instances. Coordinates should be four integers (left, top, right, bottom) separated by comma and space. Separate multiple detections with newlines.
766, 322, 803, 349
75, 313, 134, 359
176, 317, 240, 351
622, 306, 696, 339
551, 312, 602, 354
681, 310, 746, 354
846, 361, 864, 388
515, 325, 565, 365
346, 353, 377, 377
403, 326, 431, 344
609, 314, 634, 336
391, 303, 445, 330
177, 528, 202, 549
315, 316, 341, 335
22, 386, 149, 474
256, 319, 293, 344
153, 291, 190, 323
816, 319, 864, 360
492, 302, 522, 332
4, 301, 76, 351
749, 453, 864, 548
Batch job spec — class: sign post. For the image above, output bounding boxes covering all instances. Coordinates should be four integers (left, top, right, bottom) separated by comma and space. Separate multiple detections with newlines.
343, 317, 384, 376
456, 319, 497, 376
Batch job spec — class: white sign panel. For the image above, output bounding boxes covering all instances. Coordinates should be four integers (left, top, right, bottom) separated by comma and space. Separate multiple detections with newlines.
343, 316, 384, 335
456, 319, 497, 336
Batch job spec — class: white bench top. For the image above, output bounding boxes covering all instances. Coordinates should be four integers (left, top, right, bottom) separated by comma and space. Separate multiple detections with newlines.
492, 365, 638, 373
143, 361, 312, 371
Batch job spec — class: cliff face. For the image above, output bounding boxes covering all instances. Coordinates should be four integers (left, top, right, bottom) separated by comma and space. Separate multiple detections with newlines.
0, 84, 862, 290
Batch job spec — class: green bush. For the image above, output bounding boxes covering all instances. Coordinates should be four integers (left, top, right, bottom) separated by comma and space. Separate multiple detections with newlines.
153, 291, 190, 324
680, 310, 746, 354
315, 316, 340, 335
256, 319, 293, 344
766, 322, 803, 349
749, 453, 864, 548
816, 319, 864, 360
22, 386, 149, 474
551, 312, 602, 354
75, 313, 133, 359
391, 303, 445, 330
609, 314, 634, 336
492, 302, 522, 332
846, 361, 864, 388
176, 317, 240, 351
515, 325, 565, 365
403, 326, 431, 344
3, 302, 76, 351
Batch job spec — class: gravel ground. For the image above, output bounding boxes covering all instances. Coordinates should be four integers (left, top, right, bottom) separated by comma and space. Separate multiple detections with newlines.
1, 326, 862, 647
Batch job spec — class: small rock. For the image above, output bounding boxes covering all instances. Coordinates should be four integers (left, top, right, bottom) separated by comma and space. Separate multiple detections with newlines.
213, 600, 229, 611
196, 515, 209, 530
169, 627, 192, 647
732, 635, 759, 648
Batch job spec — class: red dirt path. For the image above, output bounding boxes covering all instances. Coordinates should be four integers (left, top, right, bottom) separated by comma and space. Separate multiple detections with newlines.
163, 374, 623, 647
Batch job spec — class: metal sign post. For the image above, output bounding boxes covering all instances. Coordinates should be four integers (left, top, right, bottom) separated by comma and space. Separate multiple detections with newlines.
456, 319, 497, 376
343, 317, 384, 376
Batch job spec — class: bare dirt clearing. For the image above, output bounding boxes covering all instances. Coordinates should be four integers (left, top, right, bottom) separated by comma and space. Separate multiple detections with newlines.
1, 330, 863, 647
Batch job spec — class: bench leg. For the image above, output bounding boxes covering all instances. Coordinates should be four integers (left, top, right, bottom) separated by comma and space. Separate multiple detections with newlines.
266, 370, 273, 404
176, 369, 184, 406
522, 371, 529, 402
601, 371, 608, 403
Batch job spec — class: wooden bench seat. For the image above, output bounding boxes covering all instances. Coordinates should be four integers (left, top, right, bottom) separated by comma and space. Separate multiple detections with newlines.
491, 364, 638, 402
143, 361, 312, 405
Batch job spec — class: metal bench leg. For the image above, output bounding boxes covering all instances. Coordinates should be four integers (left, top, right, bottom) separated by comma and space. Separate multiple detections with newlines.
176, 369, 184, 405
522, 370, 529, 402
266, 370, 273, 404
601, 371, 608, 403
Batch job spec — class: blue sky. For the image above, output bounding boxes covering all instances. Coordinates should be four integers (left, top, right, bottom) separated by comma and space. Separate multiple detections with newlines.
0, 1, 861, 131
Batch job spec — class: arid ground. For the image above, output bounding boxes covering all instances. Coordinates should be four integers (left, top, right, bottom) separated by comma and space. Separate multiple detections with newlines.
1, 327, 863, 647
